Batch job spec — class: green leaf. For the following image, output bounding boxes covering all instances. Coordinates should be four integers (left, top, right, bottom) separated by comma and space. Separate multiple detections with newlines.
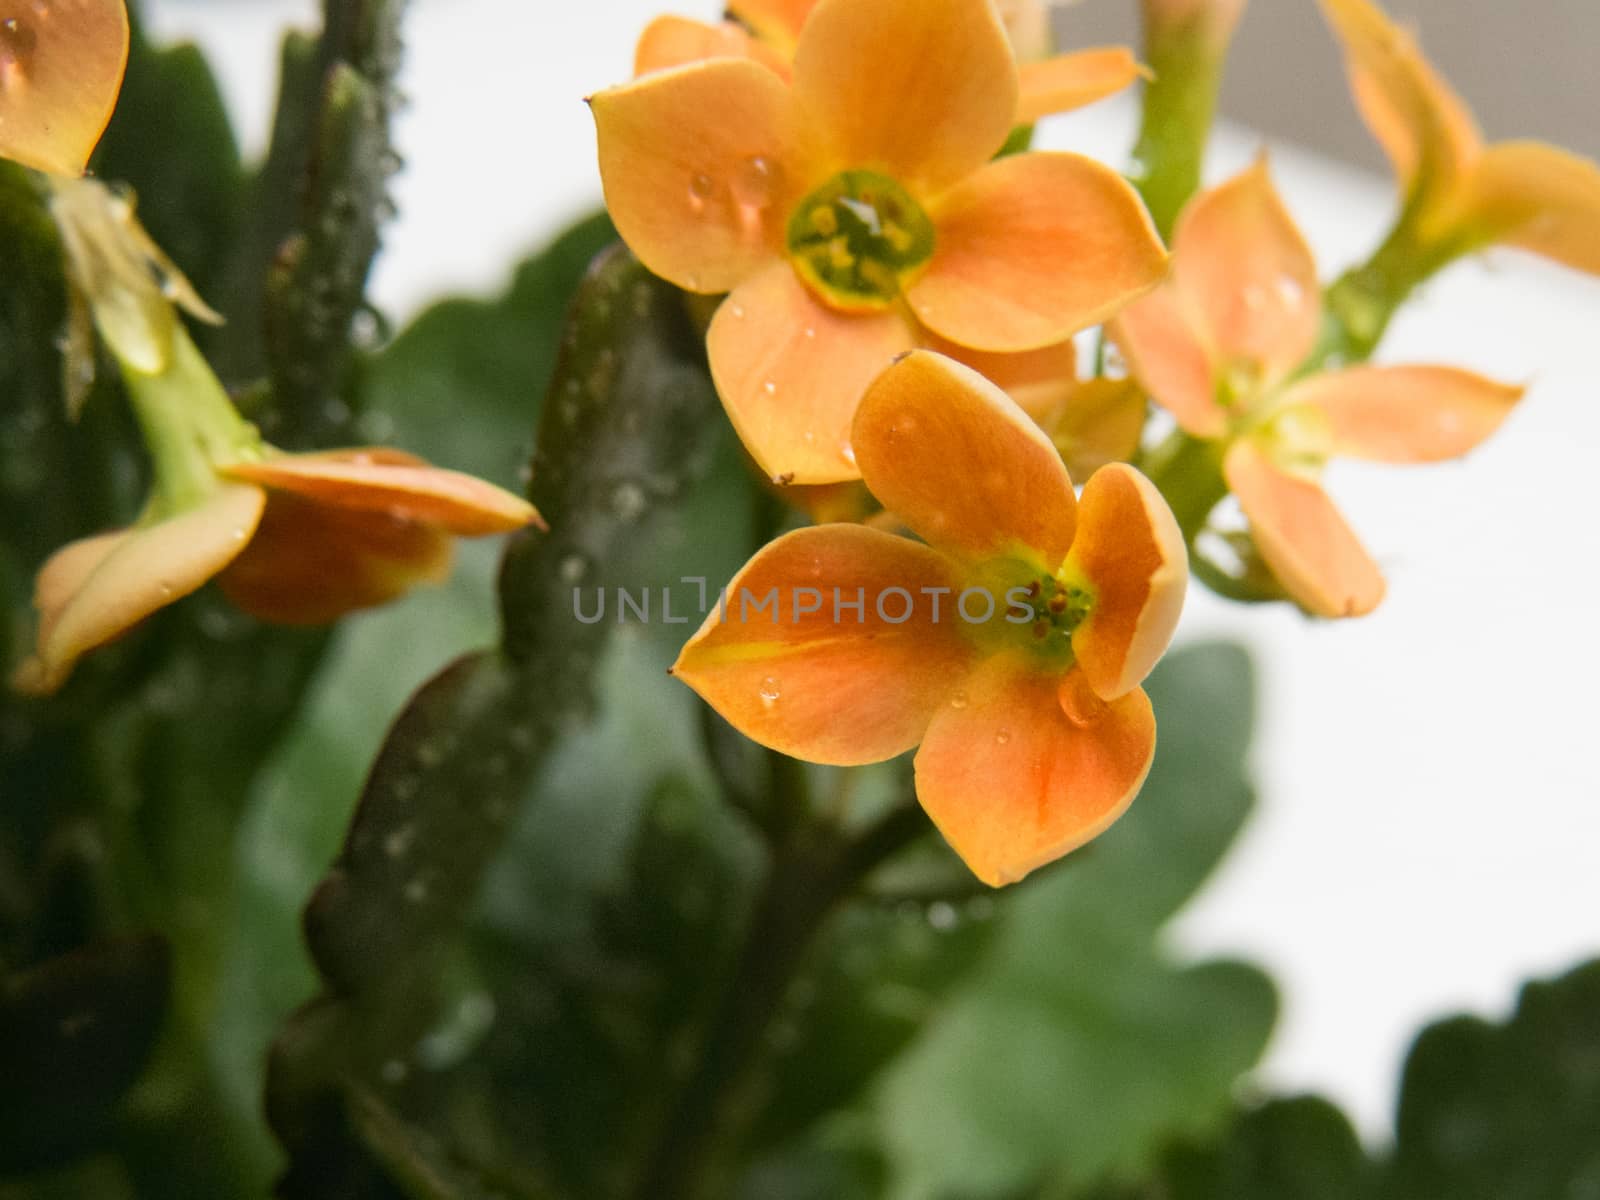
877, 643, 1277, 1198
0, 936, 170, 1173
1078, 1096, 1373, 1200
1387, 958, 1600, 1200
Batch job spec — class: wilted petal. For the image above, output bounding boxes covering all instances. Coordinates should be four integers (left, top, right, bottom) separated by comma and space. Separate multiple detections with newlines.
791, 0, 1017, 193
1171, 160, 1321, 382
1110, 284, 1228, 438
0, 0, 128, 176
217, 491, 453, 625
708, 262, 915, 485
1224, 439, 1385, 618
1283, 365, 1523, 463
1065, 464, 1187, 699
914, 654, 1155, 886
633, 15, 790, 78
221, 448, 543, 536
591, 58, 800, 294
671, 524, 976, 765
910, 151, 1167, 353
1016, 47, 1148, 124
1317, 0, 1479, 197
852, 350, 1078, 565
11, 484, 265, 695
1458, 141, 1600, 275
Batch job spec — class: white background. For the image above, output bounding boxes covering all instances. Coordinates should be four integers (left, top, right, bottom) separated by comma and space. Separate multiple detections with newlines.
146, 0, 1600, 1139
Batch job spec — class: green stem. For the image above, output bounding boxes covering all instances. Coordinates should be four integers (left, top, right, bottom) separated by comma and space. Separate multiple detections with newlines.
1142, 429, 1229, 544
1131, 7, 1244, 240
120, 328, 261, 515
1315, 220, 1439, 368
634, 801, 930, 1200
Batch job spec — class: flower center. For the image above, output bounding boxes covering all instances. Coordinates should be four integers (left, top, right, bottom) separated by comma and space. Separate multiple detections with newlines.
962, 556, 1096, 673
785, 170, 934, 310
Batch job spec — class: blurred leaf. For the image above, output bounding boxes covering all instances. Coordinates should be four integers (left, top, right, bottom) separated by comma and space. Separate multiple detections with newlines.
1387, 958, 1600, 1200
1078, 1096, 1373, 1200
0, 936, 170, 1173
878, 643, 1277, 1198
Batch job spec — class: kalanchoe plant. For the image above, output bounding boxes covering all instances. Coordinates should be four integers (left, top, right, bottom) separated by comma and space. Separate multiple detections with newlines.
2, 0, 1598, 1197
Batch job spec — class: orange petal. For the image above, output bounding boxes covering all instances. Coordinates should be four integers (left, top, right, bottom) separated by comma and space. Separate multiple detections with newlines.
1171, 160, 1321, 382
1109, 284, 1228, 438
1223, 439, 1385, 618
930, 335, 1077, 427
0, 0, 128, 176
221, 448, 543, 536
1064, 464, 1187, 699
910, 151, 1167, 353
1457, 141, 1600, 275
728, 0, 815, 51
216, 491, 452, 626
708, 262, 916, 485
1317, 0, 1479, 197
914, 654, 1155, 886
671, 523, 976, 766
1283, 365, 1523, 463
1049, 377, 1148, 481
1016, 47, 1148, 124
852, 350, 1078, 565
789, 0, 1017, 194
633, 15, 791, 79
590, 58, 800, 294
11, 485, 265, 695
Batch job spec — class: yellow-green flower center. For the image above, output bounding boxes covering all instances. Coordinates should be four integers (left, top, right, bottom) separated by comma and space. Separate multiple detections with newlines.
961, 555, 1096, 673
786, 170, 934, 309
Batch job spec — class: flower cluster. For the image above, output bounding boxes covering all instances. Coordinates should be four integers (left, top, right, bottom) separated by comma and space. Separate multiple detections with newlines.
10, 0, 1599, 888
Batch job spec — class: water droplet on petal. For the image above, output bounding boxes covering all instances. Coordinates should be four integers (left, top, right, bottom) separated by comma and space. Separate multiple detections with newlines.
840, 443, 857, 467
803, 326, 817, 339
994, 729, 1011, 746
732, 155, 782, 209
759, 677, 781, 707
0, 17, 38, 76
1276, 274, 1305, 306
687, 172, 714, 213
762, 379, 777, 396
950, 691, 969, 710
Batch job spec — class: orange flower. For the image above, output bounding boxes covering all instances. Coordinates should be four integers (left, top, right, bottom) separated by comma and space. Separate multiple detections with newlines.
1321, 0, 1600, 274
12, 176, 542, 695
12, 444, 542, 695
672, 351, 1187, 886
0, 0, 129, 175
594, 0, 1167, 485
1112, 161, 1524, 618
635, 0, 1146, 123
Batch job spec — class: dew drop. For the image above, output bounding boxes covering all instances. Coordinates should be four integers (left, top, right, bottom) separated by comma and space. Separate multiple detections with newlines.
610, 480, 647, 521
157, 581, 175, 599
729, 302, 746, 319
759, 677, 782, 707
1276, 274, 1306, 306
687, 172, 715, 212
0, 17, 38, 76
762, 379, 777, 396
927, 901, 958, 932
384, 824, 415, 859
950, 691, 969, 710
994, 729, 1011, 746
803, 326, 817, 339
840, 443, 857, 467
732, 155, 781, 209
559, 554, 589, 585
